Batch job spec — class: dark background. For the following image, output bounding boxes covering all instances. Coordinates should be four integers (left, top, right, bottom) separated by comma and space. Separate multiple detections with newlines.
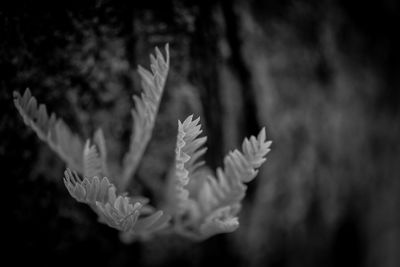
1, 0, 399, 266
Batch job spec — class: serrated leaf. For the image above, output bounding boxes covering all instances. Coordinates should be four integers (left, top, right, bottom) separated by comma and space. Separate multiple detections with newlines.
14, 89, 84, 172
120, 44, 170, 190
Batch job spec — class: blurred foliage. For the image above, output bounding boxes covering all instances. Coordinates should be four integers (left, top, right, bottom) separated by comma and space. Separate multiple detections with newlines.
2, 0, 400, 267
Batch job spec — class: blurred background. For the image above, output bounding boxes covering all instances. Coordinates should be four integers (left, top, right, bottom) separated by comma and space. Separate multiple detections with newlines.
1, 0, 400, 266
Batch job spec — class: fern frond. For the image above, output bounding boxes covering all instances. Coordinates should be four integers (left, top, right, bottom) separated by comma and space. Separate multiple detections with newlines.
167, 118, 271, 239
63, 169, 112, 204
120, 44, 170, 190
93, 128, 109, 177
197, 128, 271, 215
83, 140, 103, 179
241, 127, 272, 176
14, 42, 272, 241
178, 115, 208, 174
174, 128, 271, 238
14, 89, 84, 172
170, 115, 207, 217
63, 169, 170, 234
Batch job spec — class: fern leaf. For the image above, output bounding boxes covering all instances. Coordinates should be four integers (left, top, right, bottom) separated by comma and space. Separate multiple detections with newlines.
63, 169, 170, 234
198, 128, 271, 215
120, 44, 170, 189
64, 169, 112, 204
170, 115, 207, 217
64, 168, 141, 231
83, 140, 103, 179
14, 88, 84, 172
93, 128, 109, 177
168, 118, 271, 239
242, 127, 272, 174
179, 128, 272, 238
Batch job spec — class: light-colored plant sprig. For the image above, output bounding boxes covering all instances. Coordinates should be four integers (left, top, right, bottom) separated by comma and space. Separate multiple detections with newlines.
166, 115, 271, 240
14, 43, 272, 242
120, 44, 170, 190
